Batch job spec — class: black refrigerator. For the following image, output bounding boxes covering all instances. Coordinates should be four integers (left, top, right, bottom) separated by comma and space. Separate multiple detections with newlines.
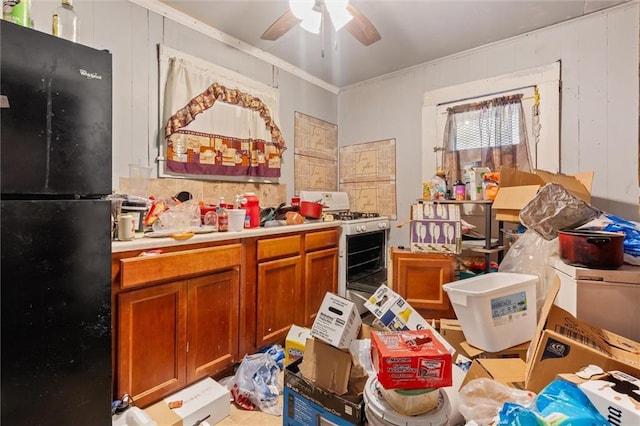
1, 21, 112, 424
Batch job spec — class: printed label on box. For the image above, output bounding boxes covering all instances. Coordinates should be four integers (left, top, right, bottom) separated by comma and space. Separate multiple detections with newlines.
491, 291, 529, 326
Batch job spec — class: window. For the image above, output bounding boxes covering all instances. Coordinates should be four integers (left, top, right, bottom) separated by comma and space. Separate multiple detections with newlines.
453, 104, 521, 151
441, 93, 533, 185
422, 62, 561, 183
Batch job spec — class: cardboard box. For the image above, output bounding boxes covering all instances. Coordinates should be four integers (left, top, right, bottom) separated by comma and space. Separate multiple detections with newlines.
492, 166, 594, 222
286, 325, 311, 366
525, 277, 640, 393
409, 203, 462, 254
144, 378, 229, 426
311, 293, 361, 349
364, 284, 455, 355
558, 370, 640, 426
298, 338, 352, 395
284, 359, 366, 426
370, 329, 453, 390
460, 340, 529, 361
460, 358, 527, 390
439, 319, 466, 358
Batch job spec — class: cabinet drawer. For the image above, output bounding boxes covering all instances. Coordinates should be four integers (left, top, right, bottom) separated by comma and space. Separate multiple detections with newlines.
305, 229, 338, 252
120, 244, 242, 290
257, 235, 301, 261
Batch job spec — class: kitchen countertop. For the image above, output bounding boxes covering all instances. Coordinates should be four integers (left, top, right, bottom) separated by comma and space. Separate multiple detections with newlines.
112, 220, 341, 253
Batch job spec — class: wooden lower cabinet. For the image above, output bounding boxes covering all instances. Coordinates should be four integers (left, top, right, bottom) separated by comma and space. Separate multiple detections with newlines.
304, 248, 338, 325
113, 228, 340, 407
392, 248, 456, 320
117, 268, 240, 407
186, 270, 240, 382
117, 281, 187, 407
114, 243, 242, 407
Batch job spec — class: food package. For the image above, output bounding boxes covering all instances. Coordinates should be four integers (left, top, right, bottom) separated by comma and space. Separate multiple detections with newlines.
519, 183, 600, 240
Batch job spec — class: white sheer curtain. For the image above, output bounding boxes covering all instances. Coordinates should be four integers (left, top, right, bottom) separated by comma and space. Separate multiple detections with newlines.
443, 94, 532, 185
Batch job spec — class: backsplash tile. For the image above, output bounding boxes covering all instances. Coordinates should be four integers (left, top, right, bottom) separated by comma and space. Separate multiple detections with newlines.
118, 177, 287, 206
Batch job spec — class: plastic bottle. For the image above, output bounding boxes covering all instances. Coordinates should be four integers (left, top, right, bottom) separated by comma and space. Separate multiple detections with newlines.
240, 192, 260, 228
3, 0, 31, 27
217, 204, 228, 232
52, 0, 78, 42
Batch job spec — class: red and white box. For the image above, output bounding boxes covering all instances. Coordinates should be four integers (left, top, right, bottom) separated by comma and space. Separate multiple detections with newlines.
370, 329, 453, 390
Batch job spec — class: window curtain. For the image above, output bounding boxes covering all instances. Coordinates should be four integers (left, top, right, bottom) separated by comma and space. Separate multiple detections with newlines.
160, 46, 284, 178
442, 94, 532, 185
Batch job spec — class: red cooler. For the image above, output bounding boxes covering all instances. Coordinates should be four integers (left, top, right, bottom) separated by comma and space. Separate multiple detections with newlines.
241, 192, 260, 228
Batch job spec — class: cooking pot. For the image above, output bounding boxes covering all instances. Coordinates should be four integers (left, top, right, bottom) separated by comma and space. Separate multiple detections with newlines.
558, 230, 624, 269
299, 200, 324, 219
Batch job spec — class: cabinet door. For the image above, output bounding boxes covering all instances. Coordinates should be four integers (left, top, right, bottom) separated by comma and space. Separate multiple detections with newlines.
256, 255, 303, 348
186, 269, 240, 382
393, 250, 456, 320
304, 247, 338, 326
117, 282, 187, 407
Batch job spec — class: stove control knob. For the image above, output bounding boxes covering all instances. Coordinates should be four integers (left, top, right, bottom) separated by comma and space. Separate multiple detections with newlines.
379, 222, 388, 229
356, 225, 363, 232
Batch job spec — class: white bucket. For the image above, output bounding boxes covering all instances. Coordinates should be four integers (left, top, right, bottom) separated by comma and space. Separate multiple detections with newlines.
442, 272, 538, 352
364, 376, 449, 426
227, 209, 246, 232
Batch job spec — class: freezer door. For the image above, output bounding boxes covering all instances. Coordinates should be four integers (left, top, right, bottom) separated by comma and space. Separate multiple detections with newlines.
1, 200, 112, 425
0, 21, 112, 197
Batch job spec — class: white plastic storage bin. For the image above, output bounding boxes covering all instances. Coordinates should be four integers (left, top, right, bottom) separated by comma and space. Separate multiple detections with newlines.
443, 272, 538, 352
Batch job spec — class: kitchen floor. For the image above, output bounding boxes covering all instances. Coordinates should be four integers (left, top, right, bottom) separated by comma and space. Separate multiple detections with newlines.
217, 371, 284, 425
218, 397, 284, 425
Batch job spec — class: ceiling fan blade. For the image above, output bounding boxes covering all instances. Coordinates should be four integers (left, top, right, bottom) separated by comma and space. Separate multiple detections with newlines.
345, 3, 381, 46
261, 9, 301, 41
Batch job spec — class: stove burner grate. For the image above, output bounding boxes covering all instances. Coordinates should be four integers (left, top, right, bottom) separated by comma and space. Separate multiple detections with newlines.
334, 211, 381, 221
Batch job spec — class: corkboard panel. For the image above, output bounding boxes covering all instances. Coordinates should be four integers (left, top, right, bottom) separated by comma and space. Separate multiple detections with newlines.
294, 112, 338, 193
339, 139, 397, 219
294, 154, 338, 192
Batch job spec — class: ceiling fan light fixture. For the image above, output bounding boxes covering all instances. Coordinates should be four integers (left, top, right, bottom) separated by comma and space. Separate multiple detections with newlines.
288, 0, 314, 19
299, 9, 322, 34
325, 0, 352, 31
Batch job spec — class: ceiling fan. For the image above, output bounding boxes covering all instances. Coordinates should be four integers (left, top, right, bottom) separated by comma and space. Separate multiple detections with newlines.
261, 0, 381, 47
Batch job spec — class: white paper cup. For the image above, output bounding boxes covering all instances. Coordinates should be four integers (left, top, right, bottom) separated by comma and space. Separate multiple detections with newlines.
227, 209, 246, 232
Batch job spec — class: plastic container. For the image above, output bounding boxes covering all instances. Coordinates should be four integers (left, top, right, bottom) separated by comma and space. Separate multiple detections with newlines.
364, 376, 449, 426
442, 272, 538, 352
240, 192, 260, 228
128, 164, 152, 197
227, 208, 246, 232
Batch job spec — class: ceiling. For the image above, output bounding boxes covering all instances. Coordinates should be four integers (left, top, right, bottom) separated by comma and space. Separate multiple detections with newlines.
158, 0, 629, 88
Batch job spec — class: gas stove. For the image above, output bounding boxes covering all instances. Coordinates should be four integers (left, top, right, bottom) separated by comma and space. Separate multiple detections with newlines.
299, 191, 390, 234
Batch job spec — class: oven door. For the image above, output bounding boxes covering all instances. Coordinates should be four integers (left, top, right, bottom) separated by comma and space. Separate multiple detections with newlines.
345, 230, 387, 294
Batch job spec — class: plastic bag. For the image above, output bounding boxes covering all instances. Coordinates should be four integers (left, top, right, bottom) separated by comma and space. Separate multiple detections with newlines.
458, 378, 536, 425
259, 344, 285, 370
498, 229, 558, 316
497, 379, 608, 425
602, 213, 640, 264
229, 353, 282, 416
